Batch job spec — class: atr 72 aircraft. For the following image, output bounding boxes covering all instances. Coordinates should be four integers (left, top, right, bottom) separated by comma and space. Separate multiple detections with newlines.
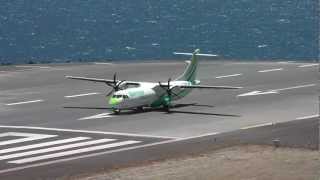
66, 49, 241, 114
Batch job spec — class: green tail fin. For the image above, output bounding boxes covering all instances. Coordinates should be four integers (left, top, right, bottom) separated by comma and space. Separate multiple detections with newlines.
176, 49, 200, 83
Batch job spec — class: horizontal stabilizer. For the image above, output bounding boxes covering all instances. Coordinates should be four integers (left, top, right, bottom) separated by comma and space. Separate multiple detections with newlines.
174, 52, 218, 57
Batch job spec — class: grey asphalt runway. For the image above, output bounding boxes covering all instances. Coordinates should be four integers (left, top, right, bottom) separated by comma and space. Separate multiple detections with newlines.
0, 60, 318, 179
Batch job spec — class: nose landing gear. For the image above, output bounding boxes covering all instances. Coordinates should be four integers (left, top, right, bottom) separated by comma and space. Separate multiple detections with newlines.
112, 108, 121, 114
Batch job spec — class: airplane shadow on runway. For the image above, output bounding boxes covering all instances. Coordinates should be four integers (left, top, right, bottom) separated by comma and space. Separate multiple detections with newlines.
63, 103, 240, 117
166, 110, 240, 117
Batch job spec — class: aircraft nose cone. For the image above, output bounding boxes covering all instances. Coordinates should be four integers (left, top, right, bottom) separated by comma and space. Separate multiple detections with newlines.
108, 97, 122, 106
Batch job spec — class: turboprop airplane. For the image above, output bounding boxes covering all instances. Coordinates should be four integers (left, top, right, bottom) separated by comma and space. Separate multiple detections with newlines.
66, 49, 241, 114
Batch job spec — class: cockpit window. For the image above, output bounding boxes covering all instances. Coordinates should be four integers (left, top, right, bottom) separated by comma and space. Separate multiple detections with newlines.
112, 95, 128, 98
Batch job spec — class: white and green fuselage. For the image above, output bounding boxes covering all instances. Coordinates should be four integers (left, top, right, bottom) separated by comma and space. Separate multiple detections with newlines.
108, 80, 198, 109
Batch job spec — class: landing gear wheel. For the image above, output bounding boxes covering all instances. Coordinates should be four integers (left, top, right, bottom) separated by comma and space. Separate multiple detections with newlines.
136, 106, 144, 112
163, 105, 170, 113
113, 109, 121, 114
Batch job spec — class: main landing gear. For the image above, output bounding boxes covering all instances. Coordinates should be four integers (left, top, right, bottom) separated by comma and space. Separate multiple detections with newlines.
163, 105, 171, 113
136, 106, 144, 112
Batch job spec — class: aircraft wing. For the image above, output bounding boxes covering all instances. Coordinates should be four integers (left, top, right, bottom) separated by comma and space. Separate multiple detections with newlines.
65, 76, 140, 85
178, 85, 242, 89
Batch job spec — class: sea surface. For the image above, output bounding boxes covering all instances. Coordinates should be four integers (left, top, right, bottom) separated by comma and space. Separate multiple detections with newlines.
0, 0, 318, 64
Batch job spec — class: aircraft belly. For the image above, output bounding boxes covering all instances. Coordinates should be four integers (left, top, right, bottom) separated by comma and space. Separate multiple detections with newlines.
122, 94, 157, 109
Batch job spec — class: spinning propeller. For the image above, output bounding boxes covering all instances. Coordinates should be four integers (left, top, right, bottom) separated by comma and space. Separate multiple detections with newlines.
159, 78, 180, 112
106, 73, 126, 96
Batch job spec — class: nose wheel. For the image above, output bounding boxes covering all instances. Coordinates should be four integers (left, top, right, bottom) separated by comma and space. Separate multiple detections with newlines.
112, 108, 121, 114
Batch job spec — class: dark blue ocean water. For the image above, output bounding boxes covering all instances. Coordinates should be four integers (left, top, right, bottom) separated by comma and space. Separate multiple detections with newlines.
0, 0, 318, 64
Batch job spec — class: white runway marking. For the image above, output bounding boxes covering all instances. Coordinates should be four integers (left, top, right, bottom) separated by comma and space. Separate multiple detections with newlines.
240, 122, 273, 130
0, 137, 90, 154
78, 113, 113, 120
238, 90, 278, 97
238, 84, 316, 97
94, 62, 113, 65
298, 64, 319, 68
277, 61, 295, 64
272, 84, 316, 91
0, 139, 115, 160
0, 125, 177, 139
15, 66, 50, 69
215, 73, 242, 79
5, 100, 44, 106
10, 140, 140, 164
179, 132, 220, 140
0, 132, 56, 146
296, 114, 319, 120
64, 92, 100, 98
258, 68, 283, 72
0, 132, 222, 173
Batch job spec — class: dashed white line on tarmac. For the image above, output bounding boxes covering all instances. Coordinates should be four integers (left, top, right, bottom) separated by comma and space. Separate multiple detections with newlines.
298, 64, 319, 68
273, 84, 316, 91
258, 68, 283, 73
179, 132, 220, 140
277, 61, 295, 64
64, 92, 100, 98
237, 83, 316, 97
78, 113, 113, 120
5, 99, 44, 106
296, 114, 319, 120
15, 66, 51, 69
94, 62, 113, 65
215, 73, 242, 79
237, 90, 278, 97
240, 122, 273, 130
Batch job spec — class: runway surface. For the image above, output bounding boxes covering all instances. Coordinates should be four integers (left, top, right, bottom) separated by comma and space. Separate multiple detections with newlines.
0, 60, 318, 179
